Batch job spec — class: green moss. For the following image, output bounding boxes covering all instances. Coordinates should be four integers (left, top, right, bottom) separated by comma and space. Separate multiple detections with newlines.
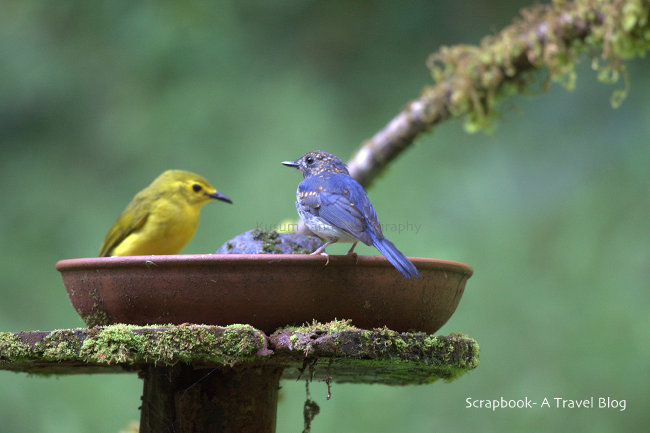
82, 310, 109, 328
287, 320, 360, 354
279, 331, 479, 384
2, 325, 269, 369
274, 322, 480, 383
3, 324, 479, 385
288, 319, 359, 335
421, 333, 480, 379
426, 0, 650, 132
251, 229, 283, 253
325, 357, 467, 384
80, 324, 145, 364
367, 332, 478, 383
37, 329, 82, 361
0, 332, 32, 362
74, 324, 268, 366
82, 286, 110, 327
291, 242, 314, 254
140, 324, 265, 366
377, 329, 410, 354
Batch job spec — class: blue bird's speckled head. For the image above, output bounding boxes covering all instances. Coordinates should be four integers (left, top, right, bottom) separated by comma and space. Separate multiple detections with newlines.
282, 151, 349, 179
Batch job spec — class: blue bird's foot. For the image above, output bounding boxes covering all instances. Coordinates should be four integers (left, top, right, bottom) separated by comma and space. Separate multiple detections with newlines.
320, 251, 330, 266
311, 240, 335, 266
309, 249, 330, 266
346, 242, 359, 264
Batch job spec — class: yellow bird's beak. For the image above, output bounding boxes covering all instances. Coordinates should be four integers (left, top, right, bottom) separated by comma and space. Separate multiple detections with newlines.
208, 191, 233, 204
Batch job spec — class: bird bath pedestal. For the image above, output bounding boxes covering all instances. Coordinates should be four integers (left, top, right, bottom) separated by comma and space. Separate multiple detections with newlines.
0, 255, 479, 432
1, 325, 478, 432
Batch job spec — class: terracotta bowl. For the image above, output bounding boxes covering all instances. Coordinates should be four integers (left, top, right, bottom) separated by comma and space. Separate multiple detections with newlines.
56, 254, 473, 334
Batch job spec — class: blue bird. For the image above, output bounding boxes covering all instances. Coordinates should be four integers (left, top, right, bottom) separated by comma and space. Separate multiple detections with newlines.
282, 150, 421, 279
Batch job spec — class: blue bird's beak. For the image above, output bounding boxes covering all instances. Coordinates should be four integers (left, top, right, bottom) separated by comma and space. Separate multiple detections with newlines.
208, 191, 233, 204
282, 160, 300, 168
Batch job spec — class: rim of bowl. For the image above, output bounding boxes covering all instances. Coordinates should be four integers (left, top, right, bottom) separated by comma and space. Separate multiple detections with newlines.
56, 254, 473, 276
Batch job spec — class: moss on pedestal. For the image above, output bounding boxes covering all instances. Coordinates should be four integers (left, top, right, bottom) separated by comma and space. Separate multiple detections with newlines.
1, 322, 479, 384
271, 322, 479, 384
0, 332, 30, 361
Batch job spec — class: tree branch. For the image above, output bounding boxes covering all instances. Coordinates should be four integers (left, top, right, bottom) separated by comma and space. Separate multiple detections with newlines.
347, 0, 650, 187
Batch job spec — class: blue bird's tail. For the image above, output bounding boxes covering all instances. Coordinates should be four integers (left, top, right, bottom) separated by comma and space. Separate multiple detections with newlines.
373, 237, 421, 279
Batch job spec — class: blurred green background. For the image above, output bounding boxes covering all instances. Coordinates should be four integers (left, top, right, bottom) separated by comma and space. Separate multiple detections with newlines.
1, 1, 648, 432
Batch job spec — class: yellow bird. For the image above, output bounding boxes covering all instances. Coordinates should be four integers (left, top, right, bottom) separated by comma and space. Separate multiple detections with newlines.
99, 170, 232, 257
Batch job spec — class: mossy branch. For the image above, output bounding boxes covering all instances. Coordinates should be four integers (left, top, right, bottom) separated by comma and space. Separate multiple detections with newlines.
347, 0, 650, 186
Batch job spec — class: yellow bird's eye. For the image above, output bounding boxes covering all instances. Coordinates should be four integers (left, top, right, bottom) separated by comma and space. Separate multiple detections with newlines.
192, 184, 202, 192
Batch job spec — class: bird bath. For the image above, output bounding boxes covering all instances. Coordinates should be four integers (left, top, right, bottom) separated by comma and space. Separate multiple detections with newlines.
0, 254, 478, 432
56, 254, 473, 333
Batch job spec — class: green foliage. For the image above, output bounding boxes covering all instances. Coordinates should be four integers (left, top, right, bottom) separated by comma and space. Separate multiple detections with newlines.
427, 0, 650, 132
0, 1, 647, 432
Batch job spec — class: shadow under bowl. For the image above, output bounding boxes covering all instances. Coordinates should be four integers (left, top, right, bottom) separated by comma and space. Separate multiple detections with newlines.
56, 254, 473, 334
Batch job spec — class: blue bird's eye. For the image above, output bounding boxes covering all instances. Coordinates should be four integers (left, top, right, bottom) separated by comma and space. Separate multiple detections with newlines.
306, 156, 314, 164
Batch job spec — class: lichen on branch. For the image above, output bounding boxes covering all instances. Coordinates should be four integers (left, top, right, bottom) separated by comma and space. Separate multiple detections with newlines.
347, 0, 650, 187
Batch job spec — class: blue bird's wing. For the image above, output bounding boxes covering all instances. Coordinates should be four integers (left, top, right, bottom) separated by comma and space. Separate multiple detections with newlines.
301, 174, 376, 245
297, 185, 322, 212
298, 173, 419, 278
349, 182, 384, 240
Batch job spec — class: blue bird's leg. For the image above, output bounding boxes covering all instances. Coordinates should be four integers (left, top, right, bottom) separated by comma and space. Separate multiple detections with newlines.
311, 239, 336, 266
311, 239, 335, 255
346, 242, 359, 264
